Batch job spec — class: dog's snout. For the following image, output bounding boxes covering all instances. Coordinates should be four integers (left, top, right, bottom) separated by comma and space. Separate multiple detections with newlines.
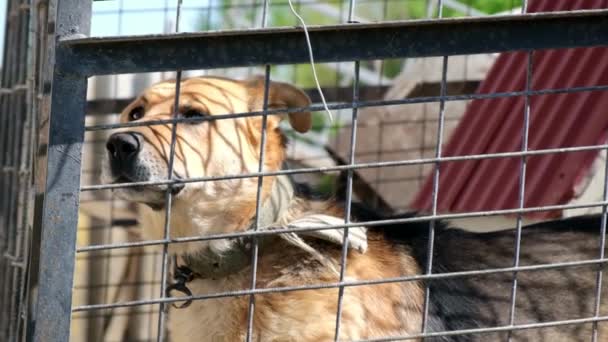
106, 132, 141, 163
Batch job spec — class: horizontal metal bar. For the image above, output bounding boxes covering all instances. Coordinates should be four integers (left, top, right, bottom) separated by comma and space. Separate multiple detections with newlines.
58, 10, 608, 76
76, 199, 608, 253
85, 85, 387, 115
0, 84, 28, 95
81, 143, 608, 192
356, 315, 608, 341
72, 257, 608, 312
85, 82, 478, 116
83, 83, 608, 132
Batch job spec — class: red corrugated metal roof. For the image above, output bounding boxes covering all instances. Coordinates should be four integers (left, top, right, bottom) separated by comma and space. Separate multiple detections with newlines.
411, 0, 608, 219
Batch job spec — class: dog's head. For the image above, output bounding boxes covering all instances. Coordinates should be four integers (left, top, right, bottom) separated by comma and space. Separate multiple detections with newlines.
102, 76, 311, 241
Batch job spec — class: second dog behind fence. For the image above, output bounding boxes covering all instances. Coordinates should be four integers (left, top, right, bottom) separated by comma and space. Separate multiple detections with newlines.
100, 75, 607, 341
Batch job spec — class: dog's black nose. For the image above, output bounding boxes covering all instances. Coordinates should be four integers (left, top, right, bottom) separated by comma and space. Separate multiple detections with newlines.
106, 132, 141, 163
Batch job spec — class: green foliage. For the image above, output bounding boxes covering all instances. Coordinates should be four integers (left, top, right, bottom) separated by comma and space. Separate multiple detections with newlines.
316, 174, 338, 195
270, 62, 340, 89
201, 0, 523, 146
467, 0, 524, 14
270, 4, 338, 27
403, 1, 429, 19
402, 0, 523, 19
310, 111, 328, 133
204, 0, 524, 29
328, 115, 343, 137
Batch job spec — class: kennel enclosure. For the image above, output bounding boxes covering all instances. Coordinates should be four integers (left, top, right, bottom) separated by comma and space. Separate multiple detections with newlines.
2, 0, 608, 341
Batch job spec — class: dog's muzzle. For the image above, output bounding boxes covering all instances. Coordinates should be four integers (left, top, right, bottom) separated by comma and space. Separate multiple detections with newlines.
106, 132, 142, 181
105, 131, 185, 204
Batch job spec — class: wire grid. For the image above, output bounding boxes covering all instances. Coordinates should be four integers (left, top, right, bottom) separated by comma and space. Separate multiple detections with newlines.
82, 0, 524, 214
0, 1, 35, 342
76, 68, 608, 336
59, 1, 608, 342
78, 0, 453, 339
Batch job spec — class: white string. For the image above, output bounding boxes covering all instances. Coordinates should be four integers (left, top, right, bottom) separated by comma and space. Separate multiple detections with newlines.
287, 0, 334, 122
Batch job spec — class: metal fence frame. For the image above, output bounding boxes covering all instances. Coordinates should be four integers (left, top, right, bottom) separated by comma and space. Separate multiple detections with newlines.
0, 1, 34, 341
29, 1, 608, 341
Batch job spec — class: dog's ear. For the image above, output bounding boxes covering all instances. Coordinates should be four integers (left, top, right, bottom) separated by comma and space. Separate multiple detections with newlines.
246, 77, 312, 133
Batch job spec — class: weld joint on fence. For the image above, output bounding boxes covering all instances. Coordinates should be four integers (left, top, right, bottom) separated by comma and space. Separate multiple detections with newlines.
0, 84, 28, 94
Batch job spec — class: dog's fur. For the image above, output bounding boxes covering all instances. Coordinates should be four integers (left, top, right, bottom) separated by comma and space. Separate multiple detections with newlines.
104, 76, 608, 341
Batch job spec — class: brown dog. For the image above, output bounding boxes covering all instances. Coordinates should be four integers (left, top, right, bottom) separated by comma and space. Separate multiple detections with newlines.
103, 76, 607, 341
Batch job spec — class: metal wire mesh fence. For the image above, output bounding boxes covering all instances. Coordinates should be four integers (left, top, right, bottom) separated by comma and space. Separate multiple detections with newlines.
76, 2, 493, 340
2, 0, 608, 341
0, 1, 36, 341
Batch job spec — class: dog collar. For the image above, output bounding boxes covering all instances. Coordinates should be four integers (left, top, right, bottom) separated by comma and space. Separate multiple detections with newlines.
166, 174, 368, 308
166, 175, 294, 307
184, 174, 294, 273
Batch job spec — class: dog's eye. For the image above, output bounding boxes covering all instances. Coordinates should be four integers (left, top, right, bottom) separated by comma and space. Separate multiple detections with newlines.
182, 109, 205, 119
128, 106, 144, 121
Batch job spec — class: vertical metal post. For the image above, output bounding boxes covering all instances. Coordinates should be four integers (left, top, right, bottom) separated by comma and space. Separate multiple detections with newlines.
32, 0, 91, 341
591, 147, 608, 342
156, 2, 183, 340
421, 1, 447, 337
0, 2, 19, 339
507, 4, 532, 340
0, 1, 35, 341
25, 0, 54, 339
245, 2, 270, 340
334, 2, 360, 340
32, 73, 88, 342
8, 2, 32, 341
